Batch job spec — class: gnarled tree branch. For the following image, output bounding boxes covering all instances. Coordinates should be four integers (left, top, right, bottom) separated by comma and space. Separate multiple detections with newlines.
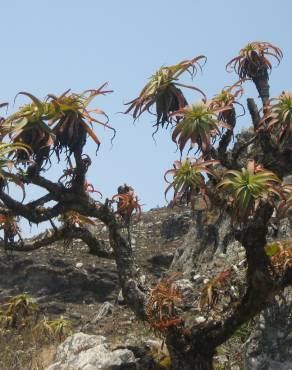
2, 225, 114, 258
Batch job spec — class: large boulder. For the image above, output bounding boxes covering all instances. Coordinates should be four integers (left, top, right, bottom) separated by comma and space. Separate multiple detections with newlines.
46, 332, 136, 370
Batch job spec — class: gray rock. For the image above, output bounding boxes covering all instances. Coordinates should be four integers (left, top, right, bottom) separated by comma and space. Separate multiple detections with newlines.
268, 360, 292, 370
283, 175, 292, 184
93, 302, 114, 323
147, 253, 174, 267
0, 254, 118, 303
46, 332, 136, 370
160, 213, 191, 239
195, 316, 206, 324
170, 212, 218, 277
117, 289, 125, 305
69, 311, 82, 320
176, 279, 194, 295
277, 218, 292, 239
244, 287, 292, 370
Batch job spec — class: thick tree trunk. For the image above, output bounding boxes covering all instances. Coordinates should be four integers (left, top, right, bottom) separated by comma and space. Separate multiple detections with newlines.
252, 68, 270, 106
169, 353, 213, 370
166, 332, 215, 370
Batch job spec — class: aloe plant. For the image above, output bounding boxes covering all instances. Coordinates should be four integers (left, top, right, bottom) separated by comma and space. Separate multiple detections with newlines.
0, 142, 31, 197
217, 160, 282, 222
47, 84, 115, 159
226, 42, 282, 79
259, 91, 292, 148
209, 80, 245, 125
3, 294, 38, 328
35, 316, 72, 342
226, 41, 283, 105
171, 102, 230, 155
2, 86, 115, 164
112, 185, 142, 223
125, 56, 206, 133
164, 157, 218, 210
2, 92, 55, 164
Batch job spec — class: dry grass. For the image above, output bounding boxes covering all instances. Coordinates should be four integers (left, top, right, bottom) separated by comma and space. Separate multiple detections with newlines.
0, 294, 70, 370
0, 325, 57, 370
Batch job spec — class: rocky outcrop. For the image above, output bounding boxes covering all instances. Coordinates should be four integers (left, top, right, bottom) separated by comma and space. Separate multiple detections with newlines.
160, 212, 191, 239
168, 208, 292, 370
244, 287, 292, 370
170, 211, 234, 277
46, 332, 136, 370
0, 246, 118, 303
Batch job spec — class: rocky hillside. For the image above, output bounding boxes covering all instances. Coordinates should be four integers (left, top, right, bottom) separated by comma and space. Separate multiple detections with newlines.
0, 205, 291, 369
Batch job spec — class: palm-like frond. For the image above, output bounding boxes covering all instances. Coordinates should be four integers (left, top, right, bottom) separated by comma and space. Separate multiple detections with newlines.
171, 102, 231, 154
164, 157, 218, 209
226, 42, 283, 79
217, 160, 282, 222
259, 91, 292, 147
125, 56, 206, 132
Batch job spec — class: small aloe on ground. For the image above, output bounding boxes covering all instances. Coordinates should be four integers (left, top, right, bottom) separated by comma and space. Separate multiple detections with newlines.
35, 316, 72, 342
199, 270, 232, 310
164, 157, 219, 210
217, 160, 282, 222
1, 294, 38, 329
125, 56, 206, 133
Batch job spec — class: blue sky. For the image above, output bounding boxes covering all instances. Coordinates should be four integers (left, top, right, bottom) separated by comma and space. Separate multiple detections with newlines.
1, 0, 291, 234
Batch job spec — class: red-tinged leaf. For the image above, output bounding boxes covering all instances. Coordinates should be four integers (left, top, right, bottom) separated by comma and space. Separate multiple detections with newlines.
174, 82, 206, 101
80, 121, 101, 146
226, 56, 241, 71
0, 102, 8, 110
164, 169, 176, 182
